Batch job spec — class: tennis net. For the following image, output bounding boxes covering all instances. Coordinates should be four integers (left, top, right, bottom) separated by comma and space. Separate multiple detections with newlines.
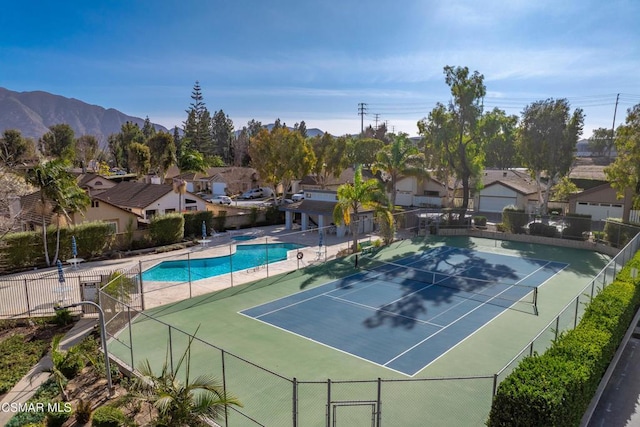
359, 256, 539, 315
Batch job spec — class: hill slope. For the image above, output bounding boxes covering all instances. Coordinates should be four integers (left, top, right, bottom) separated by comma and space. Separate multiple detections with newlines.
0, 87, 167, 146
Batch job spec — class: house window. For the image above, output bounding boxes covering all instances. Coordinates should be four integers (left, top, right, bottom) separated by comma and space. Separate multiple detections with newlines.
91, 200, 100, 208
145, 209, 157, 219
106, 222, 117, 234
165, 208, 176, 213
185, 198, 196, 204
424, 190, 439, 197
185, 206, 197, 212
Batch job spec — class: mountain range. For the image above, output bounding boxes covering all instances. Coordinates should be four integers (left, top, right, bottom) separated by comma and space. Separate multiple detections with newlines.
0, 87, 326, 147
0, 87, 168, 145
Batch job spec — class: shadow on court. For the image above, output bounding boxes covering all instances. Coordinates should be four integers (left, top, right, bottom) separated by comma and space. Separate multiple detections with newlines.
360, 248, 522, 330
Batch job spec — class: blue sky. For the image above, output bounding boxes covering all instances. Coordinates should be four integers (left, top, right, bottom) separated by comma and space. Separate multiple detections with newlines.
2, 0, 639, 137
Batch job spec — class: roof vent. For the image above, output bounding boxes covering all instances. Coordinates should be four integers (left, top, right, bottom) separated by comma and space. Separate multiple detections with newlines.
503, 172, 508, 177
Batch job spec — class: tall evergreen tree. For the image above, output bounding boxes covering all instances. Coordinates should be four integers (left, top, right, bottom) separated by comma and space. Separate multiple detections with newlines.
183, 81, 213, 156
212, 109, 234, 163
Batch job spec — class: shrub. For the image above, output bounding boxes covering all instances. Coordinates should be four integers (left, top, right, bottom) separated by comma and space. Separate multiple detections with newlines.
183, 210, 214, 238
91, 406, 126, 427
488, 252, 640, 425
473, 216, 487, 227
214, 210, 227, 231
528, 222, 558, 238
562, 213, 591, 240
501, 207, 528, 233
604, 220, 640, 248
53, 308, 74, 326
46, 405, 72, 427
75, 399, 93, 424
149, 213, 184, 246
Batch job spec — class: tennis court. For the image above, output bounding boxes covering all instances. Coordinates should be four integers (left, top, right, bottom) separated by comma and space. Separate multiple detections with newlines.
241, 246, 568, 376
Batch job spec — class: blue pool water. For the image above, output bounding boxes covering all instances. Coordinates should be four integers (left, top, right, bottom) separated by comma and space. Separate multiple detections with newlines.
142, 243, 302, 282
231, 235, 257, 241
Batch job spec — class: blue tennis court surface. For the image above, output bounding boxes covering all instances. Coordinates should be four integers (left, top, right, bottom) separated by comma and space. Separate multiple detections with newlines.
240, 246, 568, 376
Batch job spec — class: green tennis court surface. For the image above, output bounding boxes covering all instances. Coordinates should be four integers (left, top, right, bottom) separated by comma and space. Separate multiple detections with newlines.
108, 237, 610, 426
240, 246, 567, 376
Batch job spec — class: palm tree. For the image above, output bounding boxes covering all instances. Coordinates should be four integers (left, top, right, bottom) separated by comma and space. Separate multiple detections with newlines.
371, 133, 426, 212
132, 330, 242, 426
333, 165, 389, 253
26, 160, 87, 265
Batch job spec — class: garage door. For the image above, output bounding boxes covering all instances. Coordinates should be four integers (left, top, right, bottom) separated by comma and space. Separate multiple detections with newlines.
479, 196, 517, 213
576, 202, 623, 221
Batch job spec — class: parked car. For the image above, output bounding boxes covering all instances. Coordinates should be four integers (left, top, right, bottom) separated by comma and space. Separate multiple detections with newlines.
291, 191, 305, 202
240, 188, 264, 199
209, 195, 232, 205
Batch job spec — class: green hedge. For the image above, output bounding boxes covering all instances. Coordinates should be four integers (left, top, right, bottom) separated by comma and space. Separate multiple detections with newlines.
183, 210, 214, 238
488, 253, 640, 426
604, 220, 640, 248
562, 213, 592, 241
0, 222, 114, 271
149, 213, 184, 246
528, 222, 558, 238
502, 207, 528, 234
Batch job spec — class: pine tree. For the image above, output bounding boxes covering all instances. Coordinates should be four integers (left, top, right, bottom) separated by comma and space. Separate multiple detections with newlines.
183, 81, 213, 157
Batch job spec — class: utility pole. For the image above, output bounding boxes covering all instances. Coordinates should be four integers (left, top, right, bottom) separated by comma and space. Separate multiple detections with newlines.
373, 113, 380, 130
609, 93, 620, 159
358, 103, 367, 134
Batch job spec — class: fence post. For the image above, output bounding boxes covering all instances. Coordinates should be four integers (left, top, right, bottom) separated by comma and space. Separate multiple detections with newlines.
187, 253, 192, 299
265, 237, 269, 277
24, 279, 31, 317
326, 379, 331, 427
292, 377, 298, 427
221, 349, 228, 426
492, 373, 499, 396
229, 244, 233, 287
376, 378, 382, 427
168, 326, 174, 373
128, 306, 134, 368
138, 260, 145, 310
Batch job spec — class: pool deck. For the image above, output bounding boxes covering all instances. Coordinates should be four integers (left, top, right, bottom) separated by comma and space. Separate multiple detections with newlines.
11, 225, 388, 311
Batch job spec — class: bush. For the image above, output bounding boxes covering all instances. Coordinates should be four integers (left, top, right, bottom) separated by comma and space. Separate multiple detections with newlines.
183, 210, 214, 238
91, 406, 126, 427
604, 220, 640, 248
149, 213, 184, 246
75, 399, 93, 424
488, 252, 640, 426
562, 213, 591, 240
528, 222, 558, 237
473, 216, 487, 227
53, 308, 74, 326
214, 210, 227, 231
502, 207, 528, 234
46, 405, 72, 427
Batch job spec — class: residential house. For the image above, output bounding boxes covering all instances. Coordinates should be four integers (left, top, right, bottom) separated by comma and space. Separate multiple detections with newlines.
164, 166, 260, 197
474, 169, 539, 213
69, 198, 141, 234
567, 183, 632, 222
298, 167, 377, 192
95, 181, 207, 221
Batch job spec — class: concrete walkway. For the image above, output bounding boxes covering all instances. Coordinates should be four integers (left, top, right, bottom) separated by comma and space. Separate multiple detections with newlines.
0, 317, 98, 426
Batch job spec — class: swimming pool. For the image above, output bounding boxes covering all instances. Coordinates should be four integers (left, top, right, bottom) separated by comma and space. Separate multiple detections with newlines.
231, 235, 257, 241
142, 243, 302, 282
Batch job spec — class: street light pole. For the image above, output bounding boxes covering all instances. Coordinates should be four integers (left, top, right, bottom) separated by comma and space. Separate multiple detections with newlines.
55, 301, 113, 395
